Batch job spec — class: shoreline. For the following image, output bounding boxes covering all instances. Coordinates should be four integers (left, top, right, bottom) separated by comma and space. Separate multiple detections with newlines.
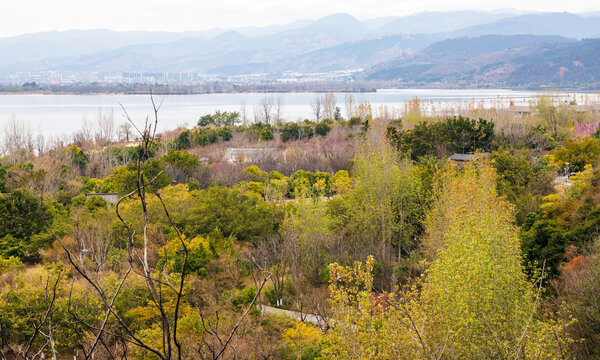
1, 87, 599, 96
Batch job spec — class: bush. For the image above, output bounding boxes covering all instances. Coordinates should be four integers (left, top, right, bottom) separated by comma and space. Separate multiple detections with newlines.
390, 116, 495, 160
332, 170, 352, 195
348, 116, 363, 126
157, 236, 213, 277
300, 124, 314, 139
0, 256, 23, 273
104, 160, 171, 195
183, 186, 284, 242
313, 172, 332, 196
71, 194, 87, 207
280, 122, 300, 142
85, 195, 107, 211
289, 170, 315, 198
0, 235, 26, 259
176, 130, 191, 149
551, 137, 600, 172
0, 190, 46, 247
260, 127, 275, 141
161, 149, 200, 183
222, 286, 257, 311
243, 165, 268, 183
315, 122, 331, 137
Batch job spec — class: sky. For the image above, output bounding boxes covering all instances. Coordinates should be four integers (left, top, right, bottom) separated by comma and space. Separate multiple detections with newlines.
1, 0, 599, 38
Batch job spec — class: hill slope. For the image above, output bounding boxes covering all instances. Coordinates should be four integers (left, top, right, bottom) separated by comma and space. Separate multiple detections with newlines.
363, 36, 600, 89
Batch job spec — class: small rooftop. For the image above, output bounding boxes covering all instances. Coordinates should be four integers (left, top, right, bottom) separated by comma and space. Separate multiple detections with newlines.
222, 148, 284, 164
448, 153, 490, 162
86, 192, 119, 204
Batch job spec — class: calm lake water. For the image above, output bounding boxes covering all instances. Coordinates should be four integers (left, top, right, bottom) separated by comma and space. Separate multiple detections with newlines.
0, 89, 570, 137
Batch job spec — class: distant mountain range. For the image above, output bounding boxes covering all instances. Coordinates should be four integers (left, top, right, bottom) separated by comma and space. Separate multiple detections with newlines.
363, 36, 600, 89
1, 10, 600, 89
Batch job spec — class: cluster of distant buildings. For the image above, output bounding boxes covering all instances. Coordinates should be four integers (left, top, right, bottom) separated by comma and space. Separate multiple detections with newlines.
1, 69, 361, 86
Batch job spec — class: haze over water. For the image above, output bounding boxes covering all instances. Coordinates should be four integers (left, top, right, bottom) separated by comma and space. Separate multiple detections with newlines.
0, 89, 582, 136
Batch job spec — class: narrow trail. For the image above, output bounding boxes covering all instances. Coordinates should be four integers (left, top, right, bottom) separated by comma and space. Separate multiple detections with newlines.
259, 304, 327, 328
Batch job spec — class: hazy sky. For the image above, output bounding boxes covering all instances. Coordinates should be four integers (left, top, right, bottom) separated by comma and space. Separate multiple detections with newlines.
1, 0, 599, 38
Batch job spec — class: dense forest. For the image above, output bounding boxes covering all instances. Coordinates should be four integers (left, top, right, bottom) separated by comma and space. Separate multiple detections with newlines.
1, 93, 600, 359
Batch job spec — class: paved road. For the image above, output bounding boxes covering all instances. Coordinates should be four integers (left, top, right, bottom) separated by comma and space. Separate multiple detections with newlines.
259, 304, 326, 327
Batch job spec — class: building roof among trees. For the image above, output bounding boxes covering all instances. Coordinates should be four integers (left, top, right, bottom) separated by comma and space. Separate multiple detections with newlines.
448, 153, 490, 162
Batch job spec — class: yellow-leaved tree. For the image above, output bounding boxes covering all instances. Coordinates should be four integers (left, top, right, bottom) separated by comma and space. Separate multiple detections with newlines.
323, 161, 573, 360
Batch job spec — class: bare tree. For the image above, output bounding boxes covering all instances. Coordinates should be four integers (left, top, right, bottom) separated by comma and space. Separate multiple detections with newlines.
239, 100, 249, 126
250, 235, 286, 307
95, 108, 115, 145
256, 96, 274, 125
34, 134, 46, 156
40, 93, 183, 360
322, 92, 336, 120
41, 92, 267, 359
196, 273, 270, 360
311, 95, 322, 123
274, 95, 284, 125
0, 267, 65, 360
2, 116, 34, 163
118, 122, 134, 142
344, 93, 355, 119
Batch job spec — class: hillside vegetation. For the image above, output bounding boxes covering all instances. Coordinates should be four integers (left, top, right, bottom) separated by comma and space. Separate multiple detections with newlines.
1, 94, 600, 358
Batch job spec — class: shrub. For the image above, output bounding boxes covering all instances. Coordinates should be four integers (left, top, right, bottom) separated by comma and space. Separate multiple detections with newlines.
332, 170, 352, 195
157, 236, 213, 277
280, 122, 300, 142
260, 127, 275, 141
0, 256, 23, 273
315, 122, 331, 137
85, 195, 107, 212
243, 165, 268, 183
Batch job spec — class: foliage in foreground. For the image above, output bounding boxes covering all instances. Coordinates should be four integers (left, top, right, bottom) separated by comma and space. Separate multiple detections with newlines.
323, 162, 573, 359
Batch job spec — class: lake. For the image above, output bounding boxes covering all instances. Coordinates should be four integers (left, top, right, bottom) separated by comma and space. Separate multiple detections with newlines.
0, 89, 579, 137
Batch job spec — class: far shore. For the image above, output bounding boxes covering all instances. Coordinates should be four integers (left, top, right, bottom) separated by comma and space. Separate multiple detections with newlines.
0, 87, 598, 96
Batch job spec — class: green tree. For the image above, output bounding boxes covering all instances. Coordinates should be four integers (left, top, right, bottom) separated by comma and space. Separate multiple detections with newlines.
331, 170, 352, 195
161, 149, 200, 183
198, 114, 215, 127
243, 165, 268, 183
0, 190, 46, 258
280, 122, 300, 142
198, 111, 240, 127
323, 162, 573, 359
312, 172, 332, 197
85, 195, 108, 212
421, 162, 571, 357
0, 235, 26, 259
391, 116, 494, 160
260, 127, 275, 141
69, 145, 89, 171
104, 159, 171, 195
315, 122, 332, 137
551, 137, 600, 172
281, 197, 333, 287
175, 130, 191, 149
0, 163, 7, 193
345, 143, 421, 278
0, 264, 87, 355
157, 235, 213, 277
536, 95, 568, 140
289, 170, 315, 198
183, 186, 283, 242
